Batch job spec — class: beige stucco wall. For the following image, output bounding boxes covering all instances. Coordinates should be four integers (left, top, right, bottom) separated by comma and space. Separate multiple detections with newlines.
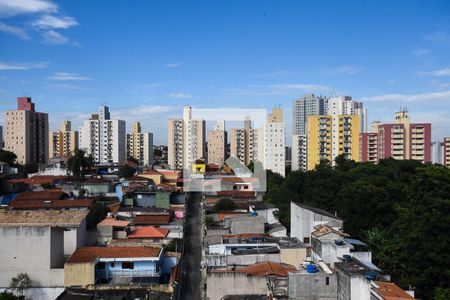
64, 262, 95, 287
280, 247, 307, 266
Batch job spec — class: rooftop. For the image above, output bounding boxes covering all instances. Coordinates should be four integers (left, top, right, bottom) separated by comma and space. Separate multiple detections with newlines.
0, 210, 88, 227
312, 224, 349, 238
128, 227, 169, 239
133, 214, 171, 225
15, 191, 66, 200
292, 202, 343, 220
97, 216, 130, 227
238, 261, 296, 277
67, 246, 162, 264
372, 281, 416, 300
8, 198, 94, 210
335, 257, 378, 277
7, 175, 73, 185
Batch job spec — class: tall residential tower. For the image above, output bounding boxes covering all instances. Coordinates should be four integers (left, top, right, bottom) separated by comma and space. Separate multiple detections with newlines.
126, 122, 153, 166
49, 120, 78, 159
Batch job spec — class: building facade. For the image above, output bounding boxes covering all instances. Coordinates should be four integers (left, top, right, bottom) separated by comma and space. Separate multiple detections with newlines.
291, 134, 307, 171
167, 106, 205, 170
126, 122, 153, 166
207, 121, 227, 166
229, 116, 264, 166
4, 97, 49, 165
292, 94, 327, 136
0, 125, 3, 149
79, 106, 126, 164
49, 120, 78, 159
307, 115, 360, 170
264, 108, 285, 176
444, 137, 450, 167
327, 96, 368, 133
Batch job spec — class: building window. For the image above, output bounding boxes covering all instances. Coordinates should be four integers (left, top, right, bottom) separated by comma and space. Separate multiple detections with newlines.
326, 276, 329, 285
97, 262, 105, 270
122, 262, 134, 269
303, 237, 310, 244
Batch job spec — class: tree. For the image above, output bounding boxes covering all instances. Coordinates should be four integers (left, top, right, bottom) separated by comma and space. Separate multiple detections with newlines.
205, 216, 215, 228
127, 156, 139, 165
67, 149, 94, 183
214, 198, 237, 212
18, 163, 38, 175
9, 273, 31, 298
118, 165, 135, 178
0, 291, 19, 300
86, 202, 111, 230
166, 238, 181, 252
153, 148, 163, 157
0, 150, 17, 165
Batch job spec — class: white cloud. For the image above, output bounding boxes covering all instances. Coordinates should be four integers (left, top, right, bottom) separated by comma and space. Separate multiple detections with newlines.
413, 48, 430, 56
0, 21, 30, 40
416, 67, 450, 77
331, 65, 359, 75
362, 90, 450, 103
426, 29, 450, 44
32, 15, 78, 29
0, 61, 48, 70
48, 72, 90, 81
165, 63, 181, 68
168, 92, 192, 99
0, 0, 57, 17
41, 29, 68, 44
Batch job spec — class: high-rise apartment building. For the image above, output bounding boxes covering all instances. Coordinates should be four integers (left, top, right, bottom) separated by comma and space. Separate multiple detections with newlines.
79, 106, 126, 164
0, 125, 3, 149
431, 141, 444, 165
264, 108, 285, 176
49, 120, 79, 159
292, 134, 307, 171
229, 117, 263, 166
360, 133, 378, 163
292, 94, 327, 136
4, 97, 49, 165
327, 96, 368, 133
444, 137, 450, 167
207, 120, 227, 166
126, 122, 153, 166
307, 115, 360, 170
167, 106, 205, 170
377, 110, 431, 163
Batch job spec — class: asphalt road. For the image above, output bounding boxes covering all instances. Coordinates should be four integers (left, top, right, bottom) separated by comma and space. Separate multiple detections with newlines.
178, 191, 202, 300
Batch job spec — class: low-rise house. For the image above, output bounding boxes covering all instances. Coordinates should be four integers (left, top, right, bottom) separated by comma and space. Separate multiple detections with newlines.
288, 263, 337, 300
83, 177, 112, 195
96, 216, 130, 243
8, 198, 94, 210
132, 212, 171, 226
0, 210, 89, 299
127, 226, 169, 244
371, 281, 416, 300
290, 202, 343, 245
6, 175, 73, 192
64, 246, 163, 288
15, 190, 67, 200
224, 214, 265, 234
207, 261, 296, 300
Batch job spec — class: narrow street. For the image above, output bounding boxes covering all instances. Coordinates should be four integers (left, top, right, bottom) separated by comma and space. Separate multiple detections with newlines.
177, 191, 202, 300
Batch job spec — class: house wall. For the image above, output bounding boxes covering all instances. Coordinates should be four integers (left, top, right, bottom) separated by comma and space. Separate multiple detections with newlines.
0, 226, 65, 287
280, 247, 307, 267
85, 184, 110, 195
227, 216, 265, 234
134, 193, 156, 207
288, 271, 337, 300
64, 262, 95, 287
206, 272, 267, 300
206, 253, 281, 267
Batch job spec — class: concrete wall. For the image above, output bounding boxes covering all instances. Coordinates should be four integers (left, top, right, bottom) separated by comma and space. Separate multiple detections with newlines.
206, 253, 281, 267
289, 271, 337, 300
350, 276, 371, 300
206, 272, 268, 300
226, 216, 265, 234
0, 226, 65, 287
64, 262, 95, 287
85, 184, 110, 195
280, 248, 307, 267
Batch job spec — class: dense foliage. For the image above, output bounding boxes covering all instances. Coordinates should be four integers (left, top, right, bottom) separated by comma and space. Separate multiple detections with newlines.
214, 198, 237, 212
263, 157, 450, 300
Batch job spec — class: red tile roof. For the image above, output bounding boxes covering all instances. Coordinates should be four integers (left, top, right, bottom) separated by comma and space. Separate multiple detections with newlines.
7, 176, 73, 185
372, 281, 416, 300
15, 191, 66, 201
142, 170, 162, 176
128, 227, 169, 239
237, 261, 296, 277
223, 233, 268, 239
127, 176, 152, 182
97, 217, 130, 227
216, 191, 256, 198
133, 214, 170, 225
84, 177, 111, 184
67, 246, 162, 264
8, 198, 94, 210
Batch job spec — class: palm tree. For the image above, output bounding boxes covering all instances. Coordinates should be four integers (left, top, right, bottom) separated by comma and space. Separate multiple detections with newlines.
67, 149, 94, 184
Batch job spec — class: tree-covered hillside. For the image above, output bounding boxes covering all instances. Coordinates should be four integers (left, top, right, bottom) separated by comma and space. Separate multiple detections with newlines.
263, 157, 450, 300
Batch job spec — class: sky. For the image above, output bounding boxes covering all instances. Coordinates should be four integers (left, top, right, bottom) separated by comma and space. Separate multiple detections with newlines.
1, 0, 450, 145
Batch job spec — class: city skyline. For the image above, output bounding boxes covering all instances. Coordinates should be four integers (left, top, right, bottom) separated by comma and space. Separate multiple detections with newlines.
1, 0, 450, 145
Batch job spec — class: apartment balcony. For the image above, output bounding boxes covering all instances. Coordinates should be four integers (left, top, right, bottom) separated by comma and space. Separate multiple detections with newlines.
96, 269, 160, 279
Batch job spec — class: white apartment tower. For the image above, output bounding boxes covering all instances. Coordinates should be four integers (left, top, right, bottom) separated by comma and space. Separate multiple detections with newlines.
79, 106, 126, 164
327, 96, 368, 133
126, 122, 153, 166
292, 134, 307, 171
264, 108, 285, 176
168, 106, 205, 170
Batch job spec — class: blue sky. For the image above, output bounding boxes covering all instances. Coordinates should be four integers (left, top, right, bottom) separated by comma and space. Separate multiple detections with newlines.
1, 0, 450, 145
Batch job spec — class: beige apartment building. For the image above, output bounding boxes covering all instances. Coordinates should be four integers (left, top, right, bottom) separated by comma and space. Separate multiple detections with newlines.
49, 120, 78, 159
230, 116, 263, 166
444, 137, 450, 167
4, 97, 49, 165
208, 120, 227, 166
126, 122, 153, 166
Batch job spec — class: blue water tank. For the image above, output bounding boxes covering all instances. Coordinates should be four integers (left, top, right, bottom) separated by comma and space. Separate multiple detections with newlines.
307, 264, 317, 273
